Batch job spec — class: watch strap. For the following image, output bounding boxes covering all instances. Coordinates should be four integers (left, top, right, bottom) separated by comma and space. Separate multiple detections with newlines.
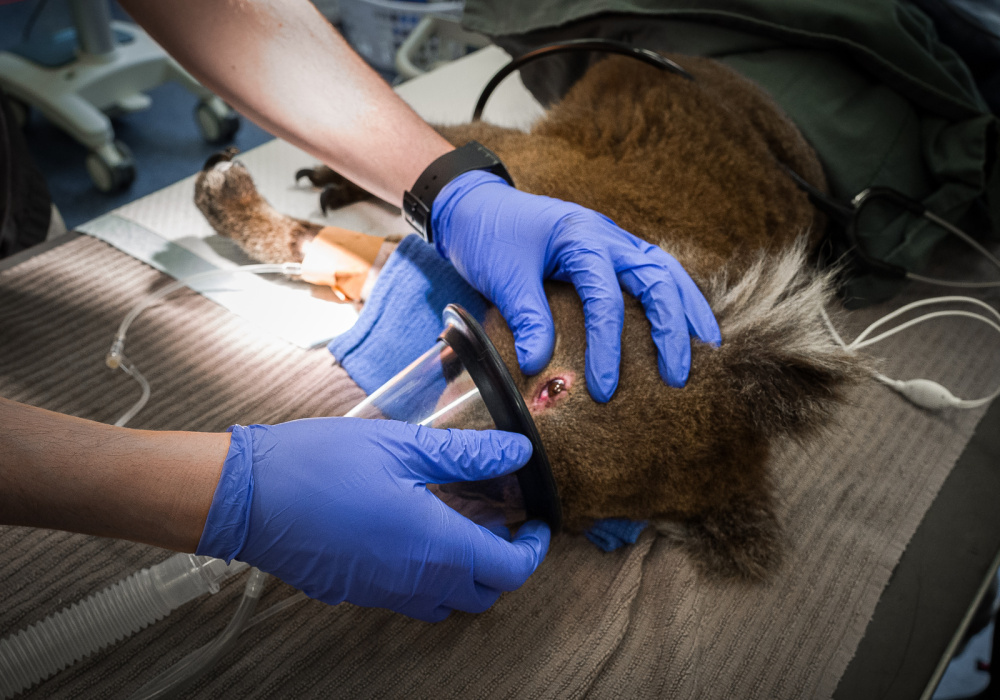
403, 141, 513, 244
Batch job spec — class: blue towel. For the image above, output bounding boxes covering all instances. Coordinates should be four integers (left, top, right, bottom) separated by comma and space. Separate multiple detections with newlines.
328, 234, 647, 551
585, 518, 649, 552
327, 235, 489, 394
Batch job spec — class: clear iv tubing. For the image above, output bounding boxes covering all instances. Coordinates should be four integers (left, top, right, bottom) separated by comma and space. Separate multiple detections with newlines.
7, 262, 340, 697
130, 569, 269, 700
0, 263, 309, 699
104, 263, 310, 698
129, 586, 309, 700
106, 263, 302, 427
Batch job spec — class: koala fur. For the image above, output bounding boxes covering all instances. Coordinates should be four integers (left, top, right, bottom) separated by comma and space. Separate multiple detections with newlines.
194, 54, 862, 581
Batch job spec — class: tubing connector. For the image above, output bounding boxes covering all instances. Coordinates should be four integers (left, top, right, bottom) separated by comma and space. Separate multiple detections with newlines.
0, 554, 247, 699
106, 338, 125, 369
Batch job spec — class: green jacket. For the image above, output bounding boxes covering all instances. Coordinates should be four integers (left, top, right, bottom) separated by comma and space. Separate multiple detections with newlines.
463, 0, 999, 303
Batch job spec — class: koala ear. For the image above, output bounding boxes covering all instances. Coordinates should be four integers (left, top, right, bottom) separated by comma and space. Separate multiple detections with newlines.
707, 239, 864, 440
653, 489, 782, 581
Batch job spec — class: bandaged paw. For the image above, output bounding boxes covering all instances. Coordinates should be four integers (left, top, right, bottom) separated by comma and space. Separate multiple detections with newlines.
300, 226, 385, 302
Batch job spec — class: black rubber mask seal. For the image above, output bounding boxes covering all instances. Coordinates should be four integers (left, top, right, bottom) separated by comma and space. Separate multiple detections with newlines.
439, 304, 562, 530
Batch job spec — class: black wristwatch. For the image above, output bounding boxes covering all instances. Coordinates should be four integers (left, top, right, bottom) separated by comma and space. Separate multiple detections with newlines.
403, 141, 514, 244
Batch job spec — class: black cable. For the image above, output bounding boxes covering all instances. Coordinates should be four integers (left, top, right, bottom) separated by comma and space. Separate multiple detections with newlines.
21, 0, 53, 43
475, 36, 970, 284
472, 38, 694, 121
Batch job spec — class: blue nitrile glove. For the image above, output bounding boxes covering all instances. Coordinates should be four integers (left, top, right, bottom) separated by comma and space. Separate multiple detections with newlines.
196, 418, 550, 622
432, 170, 722, 402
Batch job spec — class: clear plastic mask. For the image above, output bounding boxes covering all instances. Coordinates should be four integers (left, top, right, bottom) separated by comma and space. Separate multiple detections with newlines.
344, 305, 561, 531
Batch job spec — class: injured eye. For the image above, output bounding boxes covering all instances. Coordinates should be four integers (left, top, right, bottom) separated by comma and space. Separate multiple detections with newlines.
531, 374, 574, 411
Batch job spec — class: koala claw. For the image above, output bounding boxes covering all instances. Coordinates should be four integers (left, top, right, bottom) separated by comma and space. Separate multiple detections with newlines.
296, 167, 319, 185
202, 146, 240, 172
320, 185, 347, 215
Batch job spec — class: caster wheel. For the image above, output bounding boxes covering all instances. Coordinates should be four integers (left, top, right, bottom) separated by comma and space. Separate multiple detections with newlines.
86, 140, 136, 193
7, 97, 29, 130
195, 99, 240, 144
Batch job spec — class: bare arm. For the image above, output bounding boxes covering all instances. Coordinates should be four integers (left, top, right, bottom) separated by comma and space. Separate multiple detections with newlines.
0, 398, 229, 551
120, 0, 720, 402
118, 0, 452, 206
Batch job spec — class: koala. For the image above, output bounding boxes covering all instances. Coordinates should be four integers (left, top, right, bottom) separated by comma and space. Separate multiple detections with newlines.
194, 54, 863, 581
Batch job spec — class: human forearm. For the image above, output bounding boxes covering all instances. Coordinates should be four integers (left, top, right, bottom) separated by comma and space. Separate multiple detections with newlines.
120, 0, 720, 405
119, 0, 452, 205
0, 398, 229, 551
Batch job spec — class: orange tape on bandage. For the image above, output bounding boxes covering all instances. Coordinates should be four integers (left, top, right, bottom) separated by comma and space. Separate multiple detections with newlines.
299, 226, 384, 302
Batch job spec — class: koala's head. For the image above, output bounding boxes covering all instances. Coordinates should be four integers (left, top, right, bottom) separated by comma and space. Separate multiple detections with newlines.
483, 242, 862, 579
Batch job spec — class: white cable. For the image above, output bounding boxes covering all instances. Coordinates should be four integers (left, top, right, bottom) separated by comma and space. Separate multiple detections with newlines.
820, 296, 1000, 411
820, 305, 849, 351
907, 273, 1000, 289
850, 296, 1000, 348
905, 211, 1000, 288
852, 310, 1000, 350
106, 263, 303, 428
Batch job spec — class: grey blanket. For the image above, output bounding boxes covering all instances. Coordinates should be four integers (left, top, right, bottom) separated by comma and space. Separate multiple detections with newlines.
1, 235, 995, 698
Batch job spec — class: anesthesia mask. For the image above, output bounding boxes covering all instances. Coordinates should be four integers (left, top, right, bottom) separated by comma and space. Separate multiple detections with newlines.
103, 264, 562, 529
345, 304, 563, 531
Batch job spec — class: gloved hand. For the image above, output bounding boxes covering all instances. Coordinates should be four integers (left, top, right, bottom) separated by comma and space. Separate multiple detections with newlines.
432, 171, 721, 402
196, 417, 550, 622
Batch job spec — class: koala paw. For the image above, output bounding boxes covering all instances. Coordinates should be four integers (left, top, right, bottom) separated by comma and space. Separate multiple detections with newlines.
295, 165, 341, 187
295, 165, 375, 214
195, 150, 322, 264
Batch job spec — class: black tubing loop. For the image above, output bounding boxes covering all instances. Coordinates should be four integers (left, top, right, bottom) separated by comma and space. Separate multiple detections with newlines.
472, 38, 695, 121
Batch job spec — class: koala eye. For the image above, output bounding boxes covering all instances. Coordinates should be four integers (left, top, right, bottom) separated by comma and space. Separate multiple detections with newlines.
532, 374, 573, 411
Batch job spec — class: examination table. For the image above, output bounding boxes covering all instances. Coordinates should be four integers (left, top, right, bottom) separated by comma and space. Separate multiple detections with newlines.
1, 48, 998, 699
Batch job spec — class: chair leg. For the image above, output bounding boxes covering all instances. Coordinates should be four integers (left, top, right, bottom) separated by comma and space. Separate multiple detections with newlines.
0, 17, 238, 191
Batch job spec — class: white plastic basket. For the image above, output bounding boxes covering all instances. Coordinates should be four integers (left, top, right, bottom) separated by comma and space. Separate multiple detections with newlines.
339, 0, 464, 72
395, 15, 490, 79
